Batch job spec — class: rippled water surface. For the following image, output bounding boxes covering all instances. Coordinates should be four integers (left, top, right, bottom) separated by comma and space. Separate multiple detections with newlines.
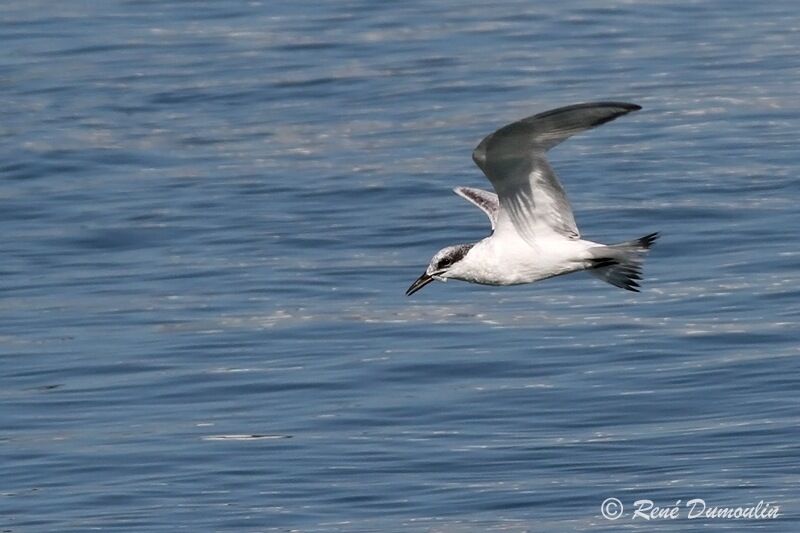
3, 1, 800, 531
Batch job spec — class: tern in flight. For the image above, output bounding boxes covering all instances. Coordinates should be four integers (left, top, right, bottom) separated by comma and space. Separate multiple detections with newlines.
406, 101, 658, 296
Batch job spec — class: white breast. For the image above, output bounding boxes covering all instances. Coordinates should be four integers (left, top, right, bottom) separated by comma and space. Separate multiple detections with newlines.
448, 232, 595, 285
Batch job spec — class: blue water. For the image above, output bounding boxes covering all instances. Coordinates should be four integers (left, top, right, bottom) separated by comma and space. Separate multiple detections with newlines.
2, 1, 800, 531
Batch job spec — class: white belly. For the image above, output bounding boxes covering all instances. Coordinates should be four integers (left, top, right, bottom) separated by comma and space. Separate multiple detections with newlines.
449, 233, 596, 286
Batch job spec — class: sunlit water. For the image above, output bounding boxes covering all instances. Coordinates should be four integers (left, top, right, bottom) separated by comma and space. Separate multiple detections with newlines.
2, 1, 800, 531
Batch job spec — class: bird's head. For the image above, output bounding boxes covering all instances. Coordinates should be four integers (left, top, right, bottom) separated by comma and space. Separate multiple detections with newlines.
405, 243, 474, 296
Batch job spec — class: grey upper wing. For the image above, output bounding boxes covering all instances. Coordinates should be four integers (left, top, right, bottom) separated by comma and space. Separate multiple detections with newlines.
471, 102, 641, 242
453, 186, 499, 230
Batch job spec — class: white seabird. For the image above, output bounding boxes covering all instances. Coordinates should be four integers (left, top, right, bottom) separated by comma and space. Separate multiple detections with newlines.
406, 101, 658, 296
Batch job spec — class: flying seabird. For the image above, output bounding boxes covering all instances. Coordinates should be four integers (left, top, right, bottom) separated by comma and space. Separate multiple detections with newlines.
406, 101, 658, 296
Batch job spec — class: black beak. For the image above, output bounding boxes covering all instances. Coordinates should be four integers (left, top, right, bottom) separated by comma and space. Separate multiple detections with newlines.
406, 272, 434, 296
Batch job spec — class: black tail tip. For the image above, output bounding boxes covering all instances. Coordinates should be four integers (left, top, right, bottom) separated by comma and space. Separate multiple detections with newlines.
638, 232, 659, 249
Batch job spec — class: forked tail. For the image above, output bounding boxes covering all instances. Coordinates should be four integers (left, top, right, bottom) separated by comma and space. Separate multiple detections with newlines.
588, 232, 659, 292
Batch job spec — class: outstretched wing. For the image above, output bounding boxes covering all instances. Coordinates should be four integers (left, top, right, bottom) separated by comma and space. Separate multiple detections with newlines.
453, 186, 499, 230
471, 101, 641, 244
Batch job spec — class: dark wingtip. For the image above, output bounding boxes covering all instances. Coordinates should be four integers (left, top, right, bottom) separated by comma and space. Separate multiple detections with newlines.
534, 101, 641, 119
587, 102, 641, 127
599, 101, 641, 113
